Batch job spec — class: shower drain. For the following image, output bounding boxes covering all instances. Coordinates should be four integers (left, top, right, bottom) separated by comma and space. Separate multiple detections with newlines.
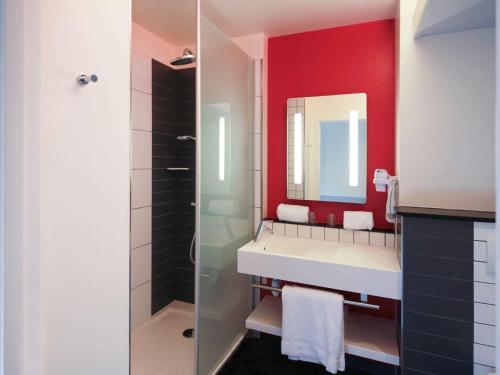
182, 328, 194, 338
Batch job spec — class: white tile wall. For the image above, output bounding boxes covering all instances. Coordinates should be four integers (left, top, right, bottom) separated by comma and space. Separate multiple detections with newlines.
285, 224, 298, 237
253, 59, 263, 232
325, 228, 339, 242
474, 343, 495, 367
131, 244, 152, 289
131, 169, 152, 209
269, 221, 395, 249
131, 90, 152, 131
254, 133, 261, 169
130, 49, 153, 328
385, 233, 395, 248
474, 323, 495, 346
254, 171, 261, 208
311, 226, 325, 240
354, 231, 369, 245
132, 130, 152, 169
474, 282, 495, 304
298, 225, 311, 239
254, 208, 262, 234
474, 262, 496, 284
473, 222, 495, 371
474, 363, 495, 375
131, 50, 152, 94
131, 281, 152, 331
369, 232, 385, 247
474, 241, 487, 261
273, 222, 285, 236
286, 98, 305, 200
474, 302, 495, 326
339, 229, 354, 243
131, 206, 152, 249
253, 97, 262, 135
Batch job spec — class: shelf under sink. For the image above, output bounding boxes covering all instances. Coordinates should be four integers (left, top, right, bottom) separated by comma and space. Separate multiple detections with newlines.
246, 295, 400, 366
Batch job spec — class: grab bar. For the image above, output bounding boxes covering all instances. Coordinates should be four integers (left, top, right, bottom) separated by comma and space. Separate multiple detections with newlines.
166, 167, 190, 171
250, 283, 380, 310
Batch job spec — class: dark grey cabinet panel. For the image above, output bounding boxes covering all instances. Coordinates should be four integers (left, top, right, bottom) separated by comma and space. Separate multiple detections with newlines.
401, 216, 474, 374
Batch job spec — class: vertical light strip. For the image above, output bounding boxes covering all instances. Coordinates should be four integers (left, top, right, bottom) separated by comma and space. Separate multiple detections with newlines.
294, 113, 303, 184
349, 110, 359, 187
218, 117, 225, 181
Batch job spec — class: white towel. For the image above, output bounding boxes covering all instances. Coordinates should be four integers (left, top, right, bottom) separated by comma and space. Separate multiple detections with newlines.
343, 211, 374, 230
281, 286, 345, 374
385, 178, 397, 224
277, 204, 309, 223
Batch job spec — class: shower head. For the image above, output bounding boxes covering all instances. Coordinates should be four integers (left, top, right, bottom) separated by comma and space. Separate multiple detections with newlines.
177, 135, 196, 141
170, 48, 196, 66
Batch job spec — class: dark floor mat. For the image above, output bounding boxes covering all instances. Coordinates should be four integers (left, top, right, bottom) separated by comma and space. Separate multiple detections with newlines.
219, 333, 392, 375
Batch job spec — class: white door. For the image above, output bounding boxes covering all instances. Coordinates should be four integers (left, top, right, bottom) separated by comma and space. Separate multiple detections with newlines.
4, 0, 131, 374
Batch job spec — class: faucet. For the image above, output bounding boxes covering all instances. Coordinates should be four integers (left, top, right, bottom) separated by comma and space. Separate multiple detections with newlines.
254, 220, 273, 242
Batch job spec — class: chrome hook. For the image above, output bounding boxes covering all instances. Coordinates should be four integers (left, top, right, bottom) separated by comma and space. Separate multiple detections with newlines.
77, 74, 98, 85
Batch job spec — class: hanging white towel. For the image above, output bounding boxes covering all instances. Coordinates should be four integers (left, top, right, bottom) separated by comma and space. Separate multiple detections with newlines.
281, 285, 345, 374
385, 178, 397, 224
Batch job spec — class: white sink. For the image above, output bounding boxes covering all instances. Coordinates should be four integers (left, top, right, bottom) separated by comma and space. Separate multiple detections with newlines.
237, 234, 401, 300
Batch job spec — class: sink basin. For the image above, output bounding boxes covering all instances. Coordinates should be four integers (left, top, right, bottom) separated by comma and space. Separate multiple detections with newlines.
237, 234, 401, 299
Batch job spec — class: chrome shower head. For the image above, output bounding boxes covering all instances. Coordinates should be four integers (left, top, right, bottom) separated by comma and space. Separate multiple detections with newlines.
170, 48, 196, 66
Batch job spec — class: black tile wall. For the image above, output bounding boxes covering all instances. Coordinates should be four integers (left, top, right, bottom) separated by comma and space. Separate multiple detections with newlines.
151, 60, 196, 314
401, 216, 474, 375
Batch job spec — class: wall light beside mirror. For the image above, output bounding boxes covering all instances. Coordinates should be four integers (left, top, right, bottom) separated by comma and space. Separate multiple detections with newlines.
287, 93, 367, 204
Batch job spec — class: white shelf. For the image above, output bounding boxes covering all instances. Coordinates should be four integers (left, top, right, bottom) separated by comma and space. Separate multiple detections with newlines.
246, 296, 400, 366
414, 0, 494, 39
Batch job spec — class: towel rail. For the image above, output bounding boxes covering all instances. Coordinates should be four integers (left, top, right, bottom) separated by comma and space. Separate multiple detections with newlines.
250, 283, 380, 310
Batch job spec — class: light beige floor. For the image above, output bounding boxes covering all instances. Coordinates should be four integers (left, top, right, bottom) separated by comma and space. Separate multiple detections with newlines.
131, 301, 195, 375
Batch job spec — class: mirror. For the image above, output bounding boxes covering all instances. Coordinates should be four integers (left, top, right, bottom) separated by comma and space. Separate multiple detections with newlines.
287, 93, 367, 203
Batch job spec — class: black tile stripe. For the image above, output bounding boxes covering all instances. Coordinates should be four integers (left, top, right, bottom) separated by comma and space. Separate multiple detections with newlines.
151, 60, 196, 314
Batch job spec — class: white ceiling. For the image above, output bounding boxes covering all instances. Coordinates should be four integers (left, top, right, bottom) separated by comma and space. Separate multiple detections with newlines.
132, 0, 197, 46
203, 0, 398, 37
132, 0, 397, 46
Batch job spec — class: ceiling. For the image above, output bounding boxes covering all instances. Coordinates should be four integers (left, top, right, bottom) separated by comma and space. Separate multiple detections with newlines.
132, 0, 197, 46
203, 0, 397, 37
132, 0, 397, 46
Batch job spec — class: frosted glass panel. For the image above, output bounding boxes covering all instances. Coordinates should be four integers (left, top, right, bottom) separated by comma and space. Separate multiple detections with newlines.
196, 14, 253, 375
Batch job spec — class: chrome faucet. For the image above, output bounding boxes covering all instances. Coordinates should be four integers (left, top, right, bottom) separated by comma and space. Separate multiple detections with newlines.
254, 221, 273, 242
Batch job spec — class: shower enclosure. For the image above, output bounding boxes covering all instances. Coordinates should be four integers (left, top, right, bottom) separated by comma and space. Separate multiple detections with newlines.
195, 7, 255, 375
130, 1, 255, 373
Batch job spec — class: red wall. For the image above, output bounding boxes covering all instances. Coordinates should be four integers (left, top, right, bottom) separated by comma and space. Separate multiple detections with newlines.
267, 20, 395, 229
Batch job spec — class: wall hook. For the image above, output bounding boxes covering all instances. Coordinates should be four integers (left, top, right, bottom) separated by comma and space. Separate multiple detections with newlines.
77, 74, 98, 86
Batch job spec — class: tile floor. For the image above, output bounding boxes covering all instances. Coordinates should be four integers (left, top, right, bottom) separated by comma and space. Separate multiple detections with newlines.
131, 300, 195, 375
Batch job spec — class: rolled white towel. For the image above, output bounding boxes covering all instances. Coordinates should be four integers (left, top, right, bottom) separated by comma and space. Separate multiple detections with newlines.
343, 211, 374, 230
277, 204, 309, 224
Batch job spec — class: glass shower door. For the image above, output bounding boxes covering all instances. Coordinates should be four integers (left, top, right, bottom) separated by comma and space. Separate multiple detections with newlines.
195, 10, 254, 375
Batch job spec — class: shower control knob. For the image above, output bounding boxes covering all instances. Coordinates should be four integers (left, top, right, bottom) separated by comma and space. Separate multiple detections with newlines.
77, 74, 98, 85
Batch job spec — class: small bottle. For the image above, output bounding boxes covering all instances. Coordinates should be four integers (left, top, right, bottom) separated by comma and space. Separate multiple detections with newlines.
326, 213, 336, 227
308, 211, 317, 225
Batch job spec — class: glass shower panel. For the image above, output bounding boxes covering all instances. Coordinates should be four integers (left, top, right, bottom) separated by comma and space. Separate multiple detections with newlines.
195, 13, 254, 375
